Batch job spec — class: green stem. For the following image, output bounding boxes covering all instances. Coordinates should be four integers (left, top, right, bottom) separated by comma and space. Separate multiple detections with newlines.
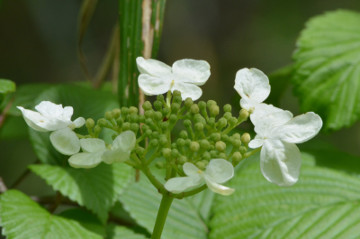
151, 194, 174, 239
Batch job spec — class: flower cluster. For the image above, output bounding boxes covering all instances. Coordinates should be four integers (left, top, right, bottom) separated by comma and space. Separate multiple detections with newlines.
17, 57, 322, 200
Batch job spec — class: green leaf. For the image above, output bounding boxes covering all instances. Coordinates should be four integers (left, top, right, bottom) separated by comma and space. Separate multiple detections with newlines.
293, 10, 360, 130
120, 173, 208, 239
29, 163, 133, 223
209, 153, 360, 238
0, 190, 101, 239
106, 224, 147, 239
59, 208, 106, 237
0, 79, 16, 95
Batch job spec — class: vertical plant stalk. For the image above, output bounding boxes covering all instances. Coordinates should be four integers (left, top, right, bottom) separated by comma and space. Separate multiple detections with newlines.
151, 0, 167, 59
151, 194, 174, 239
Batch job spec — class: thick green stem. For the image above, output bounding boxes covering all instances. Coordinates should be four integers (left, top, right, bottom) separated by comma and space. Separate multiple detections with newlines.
151, 194, 174, 239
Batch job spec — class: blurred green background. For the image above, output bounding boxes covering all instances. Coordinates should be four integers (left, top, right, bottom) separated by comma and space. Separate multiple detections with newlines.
1, 0, 360, 195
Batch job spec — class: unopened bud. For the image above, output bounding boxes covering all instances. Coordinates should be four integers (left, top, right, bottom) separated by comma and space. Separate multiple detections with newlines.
209, 105, 219, 117
196, 160, 208, 170
215, 141, 226, 151
217, 118, 227, 129
86, 118, 95, 129
194, 122, 204, 131
200, 139, 210, 150
239, 109, 249, 120
184, 98, 193, 108
228, 117, 238, 126
94, 125, 101, 135
112, 108, 121, 118
210, 133, 221, 141
154, 111, 163, 121
179, 130, 188, 139
232, 152, 242, 163
190, 141, 200, 152
171, 103, 180, 113
122, 122, 130, 131
178, 156, 187, 164
130, 123, 139, 133
223, 104, 232, 113
129, 106, 138, 114
190, 104, 199, 114
142, 101, 152, 111
224, 112, 232, 120
162, 148, 171, 158
154, 100, 163, 110
241, 133, 251, 145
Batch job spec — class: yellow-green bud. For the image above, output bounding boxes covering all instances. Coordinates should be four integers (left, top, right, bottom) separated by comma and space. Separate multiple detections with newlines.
176, 138, 185, 147
210, 150, 218, 157
162, 107, 170, 116
240, 146, 247, 154
190, 141, 200, 152
169, 114, 177, 124
208, 117, 216, 126
217, 118, 227, 129
232, 152, 242, 163
224, 112, 232, 120
172, 103, 180, 113
122, 122, 130, 131
190, 104, 199, 114
142, 101, 152, 111
184, 98, 193, 108
215, 141, 226, 151
218, 153, 226, 158
86, 118, 95, 129
145, 129, 152, 136
179, 130, 188, 139
198, 101, 206, 111
209, 105, 219, 116
207, 100, 217, 108
239, 109, 249, 120
121, 107, 129, 115
178, 156, 187, 164
223, 104, 232, 112
200, 139, 210, 150
94, 125, 101, 135
130, 123, 139, 132
228, 117, 238, 126
210, 133, 221, 141
105, 111, 113, 120
196, 160, 208, 170
194, 122, 204, 131
129, 106, 138, 114
171, 149, 180, 157
160, 121, 169, 130
154, 111, 163, 121
162, 148, 171, 158
155, 161, 165, 169
157, 94, 164, 101
154, 100, 163, 110
159, 135, 167, 146
150, 139, 159, 146
173, 95, 182, 104
135, 147, 145, 155
97, 118, 108, 127
112, 109, 121, 118
144, 110, 154, 119
241, 133, 251, 145
184, 119, 192, 127
202, 152, 211, 160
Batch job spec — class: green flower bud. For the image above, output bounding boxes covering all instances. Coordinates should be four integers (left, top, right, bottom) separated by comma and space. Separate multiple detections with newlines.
160, 121, 169, 131
159, 135, 167, 146
208, 117, 216, 126
209, 105, 220, 117
179, 130, 188, 139
135, 147, 145, 155
86, 118, 95, 129
145, 118, 154, 126
154, 111, 163, 121
241, 133, 251, 145
190, 104, 199, 114
217, 118, 227, 129
97, 118, 108, 127
162, 107, 170, 116
157, 94, 165, 101
130, 123, 139, 133
116, 118, 123, 127
210, 133, 221, 141
129, 114, 138, 123
150, 139, 159, 146
194, 114, 206, 124
142, 124, 149, 132
173, 95, 182, 104
232, 133, 241, 139
240, 146, 247, 154
171, 142, 177, 149
221, 134, 230, 142
171, 149, 180, 158
156, 161, 165, 169
171, 103, 180, 113
202, 152, 211, 161
207, 100, 216, 108
154, 100, 163, 111
185, 139, 191, 146
173, 90, 181, 98
144, 110, 154, 119
224, 112, 232, 120
138, 115, 145, 123
196, 160, 207, 170
218, 153, 227, 158
239, 109, 249, 120
190, 141, 200, 152
184, 98, 193, 108
176, 138, 186, 147
169, 114, 177, 124
162, 148, 171, 158
129, 106, 138, 114
216, 141, 226, 151
145, 129, 152, 136
142, 101, 152, 111
210, 150, 218, 158
151, 131, 160, 139
122, 122, 130, 131
199, 139, 210, 150
178, 156, 187, 164
231, 138, 241, 148
228, 117, 238, 126
94, 125, 101, 135
184, 119, 192, 127
105, 111, 113, 120
121, 107, 129, 115
198, 101, 206, 111
194, 122, 204, 132
112, 109, 121, 118
223, 104, 232, 112
232, 152, 242, 163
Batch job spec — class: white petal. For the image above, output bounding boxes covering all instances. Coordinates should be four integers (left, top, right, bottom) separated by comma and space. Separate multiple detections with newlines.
164, 176, 203, 194
113, 130, 136, 152
62, 106, 74, 120
138, 74, 172, 96
273, 112, 323, 144
80, 138, 106, 153
68, 151, 103, 169
253, 107, 293, 138
17, 106, 49, 132
250, 103, 291, 126
248, 138, 264, 149
260, 140, 301, 186
204, 178, 234, 196
205, 159, 234, 183
35, 101, 66, 119
102, 148, 130, 164
50, 128, 80, 155
234, 68, 270, 105
172, 82, 202, 101
172, 59, 211, 86
136, 57, 171, 76
73, 117, 85, 128
183, 163, 201, 177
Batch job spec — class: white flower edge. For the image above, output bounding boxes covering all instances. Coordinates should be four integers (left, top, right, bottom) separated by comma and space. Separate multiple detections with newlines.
164, 159, 235, 196
136, 57, 211, 101
249, 110, 323, 186
17, 101, 85, 132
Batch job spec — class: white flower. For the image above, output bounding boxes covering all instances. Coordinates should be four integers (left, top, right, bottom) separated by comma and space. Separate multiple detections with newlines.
17, 101, 85, 155
164, 159, 234, 196
136, 57, 211, 101
249, 110, 322, 186
234, 68, 270, 112
68, 131, 136, 168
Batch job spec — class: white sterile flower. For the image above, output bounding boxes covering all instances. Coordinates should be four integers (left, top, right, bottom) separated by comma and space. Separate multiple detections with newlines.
136, 56, 211, 101
68, 131, 136, 168
164, 158, 235, 196
249, 110, 323, 186
234, 68, 270, 112
17, 101, 85, 155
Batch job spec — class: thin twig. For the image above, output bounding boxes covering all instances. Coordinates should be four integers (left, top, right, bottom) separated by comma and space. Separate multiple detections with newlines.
0, 97, 14, 129
0, 177, 8, 193
10, 168, 31, 188
48, 191, 63, 213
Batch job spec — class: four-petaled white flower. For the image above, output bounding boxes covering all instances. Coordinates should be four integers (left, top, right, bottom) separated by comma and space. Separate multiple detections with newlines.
17, 101, 85, 155
249, 110, 322, 186
69, 130, 136, 168
136, 57, 211, 101
164, 158, 234, 196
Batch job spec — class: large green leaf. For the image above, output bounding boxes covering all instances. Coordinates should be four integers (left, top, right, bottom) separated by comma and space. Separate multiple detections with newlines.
209, 153, 360, 238
120, 173, 209, 239
293, 10, 360, 130
29, 163, 134, 223
0, 190, 101, 239
106, 224, 147, 239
